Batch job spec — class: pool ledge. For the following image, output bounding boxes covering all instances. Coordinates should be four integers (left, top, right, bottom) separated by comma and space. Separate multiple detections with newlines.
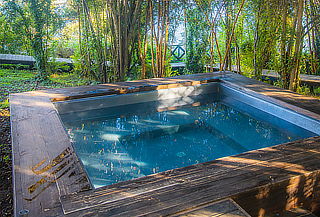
10, 72, 320, 216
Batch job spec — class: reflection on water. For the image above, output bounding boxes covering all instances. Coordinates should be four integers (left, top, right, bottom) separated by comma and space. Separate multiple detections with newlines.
63, 98, 316, 188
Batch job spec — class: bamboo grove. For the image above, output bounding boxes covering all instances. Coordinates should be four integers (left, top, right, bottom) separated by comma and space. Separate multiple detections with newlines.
0, 0, 319, 91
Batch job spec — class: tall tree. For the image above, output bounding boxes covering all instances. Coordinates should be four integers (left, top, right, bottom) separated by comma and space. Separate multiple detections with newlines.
4, 0, 58, 79
289, 0, 305, 91
185, 2, 210, 73
150, 0, 170, 78
106, 0, 143, 81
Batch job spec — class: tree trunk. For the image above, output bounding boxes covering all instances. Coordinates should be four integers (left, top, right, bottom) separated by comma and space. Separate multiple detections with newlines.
280, 0, 289, 88
106, 0, 143, 81
289, 0, 304, 91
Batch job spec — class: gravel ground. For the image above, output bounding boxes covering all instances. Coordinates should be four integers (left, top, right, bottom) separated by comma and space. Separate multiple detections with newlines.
0, 108, 12, 217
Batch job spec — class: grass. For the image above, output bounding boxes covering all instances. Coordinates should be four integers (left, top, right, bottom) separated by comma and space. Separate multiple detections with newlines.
0, 69, 97, 109
0, 69, 95, 217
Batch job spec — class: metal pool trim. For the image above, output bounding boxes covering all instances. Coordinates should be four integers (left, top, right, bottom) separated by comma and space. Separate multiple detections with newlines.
220, 83, 320, 135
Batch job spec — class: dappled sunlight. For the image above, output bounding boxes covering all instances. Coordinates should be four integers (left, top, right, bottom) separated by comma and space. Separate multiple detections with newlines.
285, 176, 301, 210
231, 138, 320, 216
157, 97, 194, 110
31, 100, 54, 109
242, 83, 320, 101
302, 173, 317, 199
0, 109, 10, 117
258, 208, 266, 217
221, 156, 309, 174
102, 126, 130, 132
179, 209, 225, 216
79, 152, 148, 170
16, 166, 43, 177
167, 110, 191, 116
157, 102, 201, 112
100, 133, 121, 141
157, 85, 203, 101
141, 119, 163, 124
255, 185, 271, 200
8, 65, 319, 216
10, 93, 55, 110
11, 89, 73, 102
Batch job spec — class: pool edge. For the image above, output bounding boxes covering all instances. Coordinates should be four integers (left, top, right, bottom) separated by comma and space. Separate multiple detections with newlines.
10, 72, 320, 216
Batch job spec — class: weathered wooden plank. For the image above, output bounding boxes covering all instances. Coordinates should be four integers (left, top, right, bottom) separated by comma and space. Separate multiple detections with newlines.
61, 136, 320, 203
43, 71, 320, 117
61, 136, 320, 201
10, 93, 66, 216
233, 171, 320, 217
0, 54, 73, 67
10, 92, 91, 216
84, 158, 320, 217
65, 163, 320, 216
173, 199, 251, 217
60, 137, 320, 215
10, 74, 222, 216
50, 77, 221, 102
282, 208, 318, 217
262, 71, 320, 87
10, 72, 320, 217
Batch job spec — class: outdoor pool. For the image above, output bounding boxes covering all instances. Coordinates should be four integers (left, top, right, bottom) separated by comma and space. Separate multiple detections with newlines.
55, 82, 319, 188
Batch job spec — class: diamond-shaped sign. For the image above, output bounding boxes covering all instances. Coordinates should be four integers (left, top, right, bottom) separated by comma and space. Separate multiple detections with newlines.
171, 45, 186, 60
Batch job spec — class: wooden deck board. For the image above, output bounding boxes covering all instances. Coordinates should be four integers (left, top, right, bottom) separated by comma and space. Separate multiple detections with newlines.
262, 71, 320, 87
60, 137, 320, 216
10, 93, 91, 216
10, 72, 320, 216
10, 94, 66, 216
233, 171, 320, 216
60, 137, 320, 209
173, 199, 251, 217
0, 54, 73, 65
281, 208, 318, 217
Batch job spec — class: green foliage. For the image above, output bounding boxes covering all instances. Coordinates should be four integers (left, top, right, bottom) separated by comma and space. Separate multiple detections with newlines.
3, 0, 63, 79
0, 0, 319, 92
185, 5, 209, 74
0, 68, 94, 109
50, 72, 98, 86
0, 15, 27, 54
297, 85, 312, 96
0, 99, 10, 109
0, 64, 32, 70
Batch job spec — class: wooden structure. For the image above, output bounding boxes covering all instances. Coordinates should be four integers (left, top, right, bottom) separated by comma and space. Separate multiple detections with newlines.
174, 199, 251, 216
0, 54, 73, 68
10, 72, 320, 216
262, 71, 320, 92
170, 63, 320, 92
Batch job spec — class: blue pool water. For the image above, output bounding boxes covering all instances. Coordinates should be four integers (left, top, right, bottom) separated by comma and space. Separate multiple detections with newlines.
63, 94, 317, 188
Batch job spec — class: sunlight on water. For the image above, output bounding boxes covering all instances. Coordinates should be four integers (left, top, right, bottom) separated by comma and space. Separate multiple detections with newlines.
63, 96, 317, 188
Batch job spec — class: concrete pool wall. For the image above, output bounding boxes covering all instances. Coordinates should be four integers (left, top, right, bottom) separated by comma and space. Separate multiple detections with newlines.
55, 82, 320, 135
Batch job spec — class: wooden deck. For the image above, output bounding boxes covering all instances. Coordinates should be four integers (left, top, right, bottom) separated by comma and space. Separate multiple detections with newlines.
10, 72, 320, 216
173, 199, 251, 216
262, 71, 320, 89
0, 54, 73, 66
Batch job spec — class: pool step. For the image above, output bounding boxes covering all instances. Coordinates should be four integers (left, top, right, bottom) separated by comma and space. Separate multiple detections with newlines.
120, 122, 197, 143
173, 198, 251, 217
120, 120, 248, 153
